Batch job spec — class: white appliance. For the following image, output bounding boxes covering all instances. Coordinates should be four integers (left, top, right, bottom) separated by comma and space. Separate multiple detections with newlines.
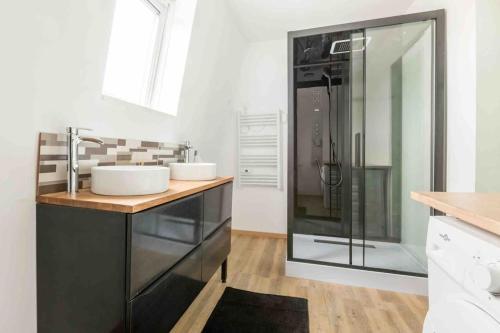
424, 216, 500, 332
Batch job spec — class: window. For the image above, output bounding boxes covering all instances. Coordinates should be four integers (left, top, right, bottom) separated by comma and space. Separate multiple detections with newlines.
102, 0, 174, 111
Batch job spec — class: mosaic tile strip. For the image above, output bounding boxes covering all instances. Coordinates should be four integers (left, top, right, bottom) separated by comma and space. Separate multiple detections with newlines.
37, 132, 184, 195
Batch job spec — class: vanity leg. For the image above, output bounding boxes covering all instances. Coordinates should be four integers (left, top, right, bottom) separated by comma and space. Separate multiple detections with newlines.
221, 259, 227, 283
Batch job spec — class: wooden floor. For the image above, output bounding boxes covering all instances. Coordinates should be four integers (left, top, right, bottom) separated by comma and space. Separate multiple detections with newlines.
172, 234, 428, 333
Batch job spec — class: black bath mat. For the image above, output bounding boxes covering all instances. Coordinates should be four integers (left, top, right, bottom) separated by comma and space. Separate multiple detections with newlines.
202, 287, 309, 333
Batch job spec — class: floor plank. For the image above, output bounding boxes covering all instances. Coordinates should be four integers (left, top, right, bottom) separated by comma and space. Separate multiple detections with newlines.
172, 234, 427, 333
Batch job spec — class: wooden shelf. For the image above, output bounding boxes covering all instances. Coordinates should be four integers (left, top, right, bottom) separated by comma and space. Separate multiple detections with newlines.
37, 177, 234, 213
411, 192, 500, 236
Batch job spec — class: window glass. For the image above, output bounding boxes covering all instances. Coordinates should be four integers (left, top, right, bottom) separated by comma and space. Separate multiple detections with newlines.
103, 0, 162, 107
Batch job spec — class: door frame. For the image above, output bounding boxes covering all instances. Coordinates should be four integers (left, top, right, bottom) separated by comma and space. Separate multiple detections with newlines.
287, 9, 446, 277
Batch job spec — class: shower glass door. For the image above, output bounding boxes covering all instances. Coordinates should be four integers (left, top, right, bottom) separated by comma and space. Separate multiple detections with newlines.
360, 20, 434, 274
292, 29, 355, 266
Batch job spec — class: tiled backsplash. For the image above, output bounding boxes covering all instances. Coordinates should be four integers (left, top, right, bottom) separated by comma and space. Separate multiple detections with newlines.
37, 132, 184, 195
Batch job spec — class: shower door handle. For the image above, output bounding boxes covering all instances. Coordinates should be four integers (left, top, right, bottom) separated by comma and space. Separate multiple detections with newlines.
355, 133, 361, 168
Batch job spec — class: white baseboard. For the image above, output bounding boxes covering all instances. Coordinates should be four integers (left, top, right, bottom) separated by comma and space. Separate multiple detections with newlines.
286, 259, 428, 296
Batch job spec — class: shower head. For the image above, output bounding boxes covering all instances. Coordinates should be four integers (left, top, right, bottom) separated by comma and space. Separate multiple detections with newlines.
330, 36, 372, 55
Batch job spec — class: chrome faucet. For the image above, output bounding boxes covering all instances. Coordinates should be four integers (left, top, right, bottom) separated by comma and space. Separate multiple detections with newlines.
67, 127, 104, 194
183, 140, 193, 163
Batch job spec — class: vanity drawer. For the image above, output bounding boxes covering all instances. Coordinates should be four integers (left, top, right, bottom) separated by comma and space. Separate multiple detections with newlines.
202, 220, 231, 282
127, 246, 203, 333
203, 183, 233, 239
130, 193, 203, 297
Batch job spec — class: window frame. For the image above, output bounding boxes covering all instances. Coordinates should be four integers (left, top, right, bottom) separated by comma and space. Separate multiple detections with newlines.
142, 0, 174, 106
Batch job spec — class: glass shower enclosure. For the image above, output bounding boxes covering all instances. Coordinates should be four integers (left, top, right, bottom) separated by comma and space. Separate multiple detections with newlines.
287, 11, 446, 276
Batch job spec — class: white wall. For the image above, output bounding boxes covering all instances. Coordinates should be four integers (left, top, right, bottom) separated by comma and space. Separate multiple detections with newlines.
232, 39, 288, 233
227, 0, 417, 42
0, 0, 245, 331
175, 0, 247, 177
406, 0, 477, 192
475, 0, 500, 192
0, 3, 38, 331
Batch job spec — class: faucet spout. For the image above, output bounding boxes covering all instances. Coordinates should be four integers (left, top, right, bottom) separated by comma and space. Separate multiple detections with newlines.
80, 137, 104, 145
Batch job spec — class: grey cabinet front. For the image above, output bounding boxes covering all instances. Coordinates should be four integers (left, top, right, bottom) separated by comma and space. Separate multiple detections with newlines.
202, 220, 231, 282
203, 182, 232, 239
130, 193, 203, 297
36, 204, 127, 333
128, 247, 203, 333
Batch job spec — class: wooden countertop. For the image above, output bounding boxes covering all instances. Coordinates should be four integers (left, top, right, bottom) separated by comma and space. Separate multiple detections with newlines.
37, 177, 234, 213
411, 192, 500, 236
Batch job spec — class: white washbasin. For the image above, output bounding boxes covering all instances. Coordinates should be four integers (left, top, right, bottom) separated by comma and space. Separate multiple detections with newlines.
169, 163, 216, 181
91, 166, 170, 196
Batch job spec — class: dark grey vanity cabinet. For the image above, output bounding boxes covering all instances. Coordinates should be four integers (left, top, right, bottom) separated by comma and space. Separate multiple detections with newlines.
36, 182, 232, 333
130, 193, 203, 297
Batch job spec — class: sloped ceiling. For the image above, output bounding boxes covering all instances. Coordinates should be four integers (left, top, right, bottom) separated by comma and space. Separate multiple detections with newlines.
225, 0, 417, 42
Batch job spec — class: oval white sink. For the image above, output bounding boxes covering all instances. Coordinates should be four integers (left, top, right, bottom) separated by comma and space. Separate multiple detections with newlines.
169, 163, 216, 181
91, 166, 170, 196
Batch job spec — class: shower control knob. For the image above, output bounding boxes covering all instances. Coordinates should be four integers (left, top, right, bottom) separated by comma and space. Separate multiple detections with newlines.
471, 262, 500, 294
